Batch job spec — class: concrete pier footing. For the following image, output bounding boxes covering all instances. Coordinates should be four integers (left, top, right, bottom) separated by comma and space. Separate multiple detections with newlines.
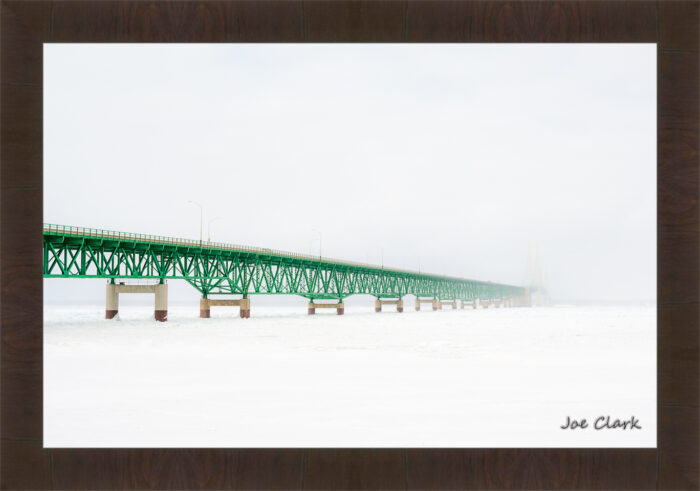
308, 302, 344, 315
414, 298, 434, 311
375, 298, 404, 313
106, 283, 168, 321
434, 300, 457, 310
200, 297, 250, 318
480, 299, 507, 308
240, 298, 251, 318
105, 284, 118, 319
200, 299, 210, 318
154, 284, 168, 321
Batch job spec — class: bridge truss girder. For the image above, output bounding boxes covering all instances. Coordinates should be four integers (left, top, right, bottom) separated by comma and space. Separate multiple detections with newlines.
43, 234, 524, 301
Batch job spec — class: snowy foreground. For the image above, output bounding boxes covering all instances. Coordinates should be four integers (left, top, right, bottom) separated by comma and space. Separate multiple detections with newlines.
44, 304, 655, 448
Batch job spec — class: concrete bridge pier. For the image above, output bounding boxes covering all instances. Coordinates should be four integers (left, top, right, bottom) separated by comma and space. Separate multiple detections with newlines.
375, 298, 404, 313
308, 301, 344, 315
199, 297, 251, 319
414, 298, 434, 311
435, 300, 457, 310
106, 284, 118, 319
105, 282, 168, 321
155, 284, 168, 321
240, 297, 251, 318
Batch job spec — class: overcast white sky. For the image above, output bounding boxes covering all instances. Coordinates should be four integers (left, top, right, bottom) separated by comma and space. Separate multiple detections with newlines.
44, 44, 655, 303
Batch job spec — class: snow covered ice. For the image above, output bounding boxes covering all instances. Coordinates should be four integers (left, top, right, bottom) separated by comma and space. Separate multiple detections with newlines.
44, 303, 655, 448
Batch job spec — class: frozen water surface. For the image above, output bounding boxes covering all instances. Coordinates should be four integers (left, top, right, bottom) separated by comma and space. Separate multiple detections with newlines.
44, 304, 655, 447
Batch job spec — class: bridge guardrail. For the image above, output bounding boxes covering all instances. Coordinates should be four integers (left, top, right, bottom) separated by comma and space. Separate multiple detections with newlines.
42, 223, 408, 275
42, 223, 516, 287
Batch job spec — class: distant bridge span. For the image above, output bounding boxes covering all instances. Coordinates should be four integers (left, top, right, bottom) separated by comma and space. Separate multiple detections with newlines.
43, 224, 529, 321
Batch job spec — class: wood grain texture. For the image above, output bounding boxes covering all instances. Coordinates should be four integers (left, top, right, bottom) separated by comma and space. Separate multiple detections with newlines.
658, 50, 700, 305
658, 405, 700, 489
0, 1, 47, 448
0, 439, 52, 490
658, 302, 700, 408
405, 449, 657, 490
1, 187, 43, 441
0, 1, 50, 86
302, 449, 406, 490
52, 1, 303, 43
228, 449, 305, 490
655, 4, 699, 487
50, 449, 304, 490
405, 1, 657, 42
1, 0, 699, 489
659, 0, 700, 52
0, 85, 42, 189
302, 1, 407, 42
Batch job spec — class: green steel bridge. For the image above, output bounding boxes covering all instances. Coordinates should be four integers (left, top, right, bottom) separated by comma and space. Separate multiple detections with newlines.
43, 223, 528, 319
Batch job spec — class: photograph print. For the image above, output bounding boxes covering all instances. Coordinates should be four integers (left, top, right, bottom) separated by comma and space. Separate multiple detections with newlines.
43, 43, 656, 448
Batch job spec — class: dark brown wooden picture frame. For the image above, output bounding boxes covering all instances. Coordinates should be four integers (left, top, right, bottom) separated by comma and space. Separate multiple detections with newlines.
1, 1, 698, 489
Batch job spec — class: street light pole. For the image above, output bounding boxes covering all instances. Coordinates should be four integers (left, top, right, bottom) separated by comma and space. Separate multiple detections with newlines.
365, 246, 384, 268
188, 200, 203, 246
309, 238, 320, 256
207, 217, 221, 242
311, 229, 322, 260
